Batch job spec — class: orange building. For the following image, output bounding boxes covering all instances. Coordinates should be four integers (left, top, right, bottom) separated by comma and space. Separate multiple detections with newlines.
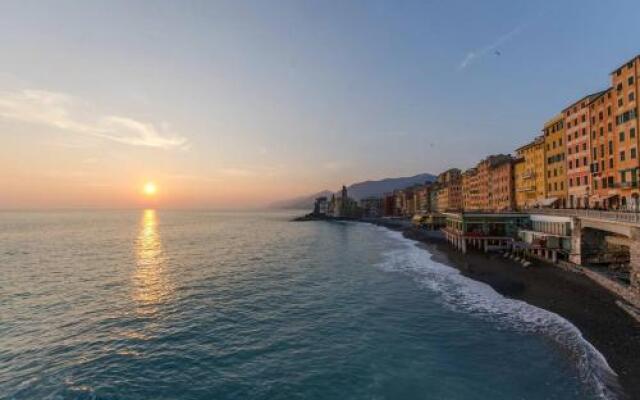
462, 155, 514, 212
611, 57, 640, 210
462, 168, 480, 211
588, 88, 618, 208
436, 168, 463, 212
489, 158, 516, 211
564, 92, 602, 208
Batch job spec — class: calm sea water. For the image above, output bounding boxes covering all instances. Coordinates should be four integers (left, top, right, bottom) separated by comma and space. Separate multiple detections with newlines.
0, 210, 618, 400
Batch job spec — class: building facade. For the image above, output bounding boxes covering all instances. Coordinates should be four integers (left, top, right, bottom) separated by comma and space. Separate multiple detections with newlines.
611, 57, 640, 210
515, 137, 546, 209
489, 158, 516, 211
588, 88, 618, 208
543, 114, 567, 207
436, 169, 463, 212
564, 93, 601, 208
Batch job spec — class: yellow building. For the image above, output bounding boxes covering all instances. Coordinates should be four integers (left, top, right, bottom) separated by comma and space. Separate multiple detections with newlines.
543, 114, 567, 207
515, 136, 546, 209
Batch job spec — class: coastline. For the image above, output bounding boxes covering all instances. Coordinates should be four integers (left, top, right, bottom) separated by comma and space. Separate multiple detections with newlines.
364, 218, 640, 399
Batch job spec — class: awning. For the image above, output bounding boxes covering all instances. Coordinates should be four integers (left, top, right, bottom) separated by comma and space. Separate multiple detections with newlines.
537, 197, 559, 207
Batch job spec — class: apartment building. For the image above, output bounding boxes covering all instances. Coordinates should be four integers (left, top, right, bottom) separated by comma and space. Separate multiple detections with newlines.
543, 114, 567, 207
611, 56, 640, 210
515, 137, 545, 209
462, 155, 514, 212
588, 88, 618, 208
564, 92, 603, 208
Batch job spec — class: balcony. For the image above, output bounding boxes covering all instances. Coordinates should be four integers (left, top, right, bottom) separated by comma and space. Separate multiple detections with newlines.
529, 208, 640, 224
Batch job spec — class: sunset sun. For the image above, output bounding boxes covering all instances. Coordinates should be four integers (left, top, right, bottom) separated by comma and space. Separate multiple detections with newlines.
143, 182, 157, 196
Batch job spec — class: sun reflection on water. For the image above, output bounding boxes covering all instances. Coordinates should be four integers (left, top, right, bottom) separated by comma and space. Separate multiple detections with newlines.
133, 209, 171, 314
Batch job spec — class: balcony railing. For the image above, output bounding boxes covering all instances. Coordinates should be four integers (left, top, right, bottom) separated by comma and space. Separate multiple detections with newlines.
529, 208, 640, 224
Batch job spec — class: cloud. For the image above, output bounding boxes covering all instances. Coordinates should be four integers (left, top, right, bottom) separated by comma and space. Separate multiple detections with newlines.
322, 160, 351, 171
457, 23, 528, 70
0, 89, 187, 149
219, 165, 284, 178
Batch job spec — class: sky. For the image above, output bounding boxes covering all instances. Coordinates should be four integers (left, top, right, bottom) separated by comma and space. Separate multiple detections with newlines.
1, 0, 640, 209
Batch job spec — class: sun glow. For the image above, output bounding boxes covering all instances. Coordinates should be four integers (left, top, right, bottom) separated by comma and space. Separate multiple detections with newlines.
143, 182, 157, 196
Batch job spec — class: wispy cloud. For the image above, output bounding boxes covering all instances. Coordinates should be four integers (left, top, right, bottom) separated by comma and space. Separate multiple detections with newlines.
322, 160, 351, 171
219, 165, 284, 178
0, 89, 187, 149
457, 23, 528, 71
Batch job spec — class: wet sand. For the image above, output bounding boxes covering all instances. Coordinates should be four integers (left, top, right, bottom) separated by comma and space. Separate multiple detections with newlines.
372, 221, 640, 399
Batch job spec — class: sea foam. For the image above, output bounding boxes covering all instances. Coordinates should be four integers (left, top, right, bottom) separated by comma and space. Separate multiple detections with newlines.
374, 227, 621, 400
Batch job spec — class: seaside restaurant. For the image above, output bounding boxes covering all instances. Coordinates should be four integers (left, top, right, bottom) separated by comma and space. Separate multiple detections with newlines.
442, 212, 531, 253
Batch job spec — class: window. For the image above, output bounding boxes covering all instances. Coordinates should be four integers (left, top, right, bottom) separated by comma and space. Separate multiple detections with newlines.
603, 178, 608, 188
594, 180, 598, 190
609, 140, 613, 155
607, 106, 611, 116
630, 92, 635, 102
620, 151, 626, 161
599, 111, 603, 120
560, 182, 564, 190
554, 168, 558, 177
583, 156, 587, 166
621, 171, 627, 183
554, 182, 558, 191
575, 145, 579, 153
569, 178, 573, 187
592, 131, 596, 139
569, 160, 573, 169
618, 98, 624, 107
548, 184, 552, 192
582, 143, 587, 151
559, 138, 563, 145
600, 127, 604, 136
593, 148, 597, 159
620, 131, 625, 141
600, 144, 605, 158
582, 128, 586, 136
583, 176, 588, 185
609, 158, 614, 169
582, 115, 586, 122
617, 82, 623, 91
608, 176, 614, 187
631, 128, 636, 138
608, 122, 612, 132
629, 76, 635, 86
632, 148, 637, 159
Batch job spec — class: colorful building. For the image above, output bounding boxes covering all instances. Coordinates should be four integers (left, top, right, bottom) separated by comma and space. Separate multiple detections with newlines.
564, 92, 602, 208
588, 88, 618, 208
515, 136, 546, 209
436, 169, 462, 212
462, 155, 514, 212
543, 114, 567, 207
611, 56, 640, 210
489, 157, 516, 212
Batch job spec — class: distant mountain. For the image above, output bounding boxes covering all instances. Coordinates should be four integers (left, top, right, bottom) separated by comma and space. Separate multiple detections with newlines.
346, 173, 436, 200
271, 172, 436, 210
270, 190, 333, 210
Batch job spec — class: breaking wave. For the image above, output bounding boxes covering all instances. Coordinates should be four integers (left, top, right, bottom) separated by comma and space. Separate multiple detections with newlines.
375, 228, 621, 400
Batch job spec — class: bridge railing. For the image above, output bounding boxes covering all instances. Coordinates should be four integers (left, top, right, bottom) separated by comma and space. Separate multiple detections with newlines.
529, 208, 640, 224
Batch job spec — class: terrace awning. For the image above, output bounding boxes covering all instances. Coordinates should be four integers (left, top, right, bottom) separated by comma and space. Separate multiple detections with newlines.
537, 197, 559, 207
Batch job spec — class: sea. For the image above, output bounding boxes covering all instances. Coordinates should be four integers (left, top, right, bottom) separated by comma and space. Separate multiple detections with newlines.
0, 210, 619, 400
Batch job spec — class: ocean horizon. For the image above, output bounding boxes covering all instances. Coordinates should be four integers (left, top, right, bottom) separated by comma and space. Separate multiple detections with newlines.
0, 210, 618, 399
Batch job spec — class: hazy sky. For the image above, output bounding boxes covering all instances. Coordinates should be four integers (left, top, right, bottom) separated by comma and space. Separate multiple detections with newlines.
2, 0, 640, 208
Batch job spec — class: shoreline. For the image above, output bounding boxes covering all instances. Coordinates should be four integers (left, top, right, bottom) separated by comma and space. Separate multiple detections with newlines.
364, 218, 640, 399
